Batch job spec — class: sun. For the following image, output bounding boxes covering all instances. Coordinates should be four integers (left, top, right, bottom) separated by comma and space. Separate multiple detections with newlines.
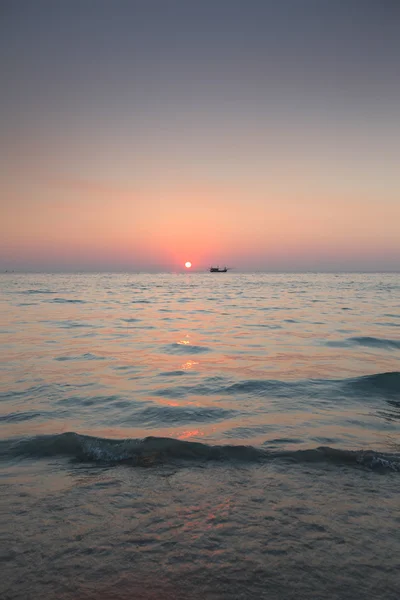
185, 261, 192, 269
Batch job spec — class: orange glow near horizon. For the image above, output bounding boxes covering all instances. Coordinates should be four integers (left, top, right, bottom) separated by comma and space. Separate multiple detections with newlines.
2, 176, 400, 272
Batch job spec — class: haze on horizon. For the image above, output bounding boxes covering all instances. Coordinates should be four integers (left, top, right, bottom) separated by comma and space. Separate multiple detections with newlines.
1, 0, 399, 273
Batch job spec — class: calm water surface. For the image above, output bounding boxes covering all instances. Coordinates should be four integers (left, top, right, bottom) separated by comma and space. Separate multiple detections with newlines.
1, 273, 399, 599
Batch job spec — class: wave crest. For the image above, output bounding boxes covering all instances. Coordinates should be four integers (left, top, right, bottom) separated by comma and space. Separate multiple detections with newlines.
347, 371, 400, 398
350, 336, 400, 350
1, 433, 399, 472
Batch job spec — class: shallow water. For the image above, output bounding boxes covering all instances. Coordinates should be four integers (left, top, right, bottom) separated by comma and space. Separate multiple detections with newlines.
1, 273, 399, 599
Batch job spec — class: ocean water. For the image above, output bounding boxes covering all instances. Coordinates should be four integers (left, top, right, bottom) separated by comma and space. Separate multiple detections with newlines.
1, 272, 399, 600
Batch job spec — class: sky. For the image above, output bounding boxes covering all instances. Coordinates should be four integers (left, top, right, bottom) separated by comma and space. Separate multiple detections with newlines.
1, 0, 399, 272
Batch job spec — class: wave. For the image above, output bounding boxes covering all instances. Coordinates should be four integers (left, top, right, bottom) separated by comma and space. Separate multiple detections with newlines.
0, 411, 41, 423
164, 343, 211, 355
50, 297, 86, 304
153, 371, 400, 401
20, 289, 57, 294
326, 337, 400, 350
17, 302, 37, 306
350, 336, 400, 350
159, 370, 195, 377
54, 353, 106, 361
1, 433, 399, 472
346, 371, 400, 398
133, 405, 235, 425
56, 320, 95, 329
121, 318, 141, 323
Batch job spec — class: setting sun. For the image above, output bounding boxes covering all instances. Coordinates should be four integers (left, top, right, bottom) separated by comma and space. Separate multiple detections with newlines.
185, 261, 192, 268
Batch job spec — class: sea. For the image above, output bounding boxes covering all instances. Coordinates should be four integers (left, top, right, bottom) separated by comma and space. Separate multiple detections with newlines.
1, 272, 399, 600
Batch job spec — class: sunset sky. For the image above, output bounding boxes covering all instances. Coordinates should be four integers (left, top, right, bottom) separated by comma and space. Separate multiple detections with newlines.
1, 0, 399, 272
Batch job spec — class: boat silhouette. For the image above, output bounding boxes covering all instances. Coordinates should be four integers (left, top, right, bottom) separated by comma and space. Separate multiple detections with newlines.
209, 266, 229, 273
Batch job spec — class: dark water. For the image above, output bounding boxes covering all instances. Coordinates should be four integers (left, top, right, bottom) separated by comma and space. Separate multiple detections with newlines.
1, 273, 399, 599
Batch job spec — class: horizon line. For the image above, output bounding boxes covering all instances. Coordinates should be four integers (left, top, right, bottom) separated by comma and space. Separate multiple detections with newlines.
1, 269, 399, 275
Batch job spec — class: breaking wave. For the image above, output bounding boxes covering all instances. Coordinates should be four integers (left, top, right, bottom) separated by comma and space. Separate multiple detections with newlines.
1, 433, 399, 472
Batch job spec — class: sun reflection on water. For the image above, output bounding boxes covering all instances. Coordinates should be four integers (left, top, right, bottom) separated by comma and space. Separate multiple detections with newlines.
178, 429, 203, 440
182, 360, 199, 370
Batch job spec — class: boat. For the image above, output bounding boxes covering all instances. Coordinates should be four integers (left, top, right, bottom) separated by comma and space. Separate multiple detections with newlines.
209, 266, 228, 273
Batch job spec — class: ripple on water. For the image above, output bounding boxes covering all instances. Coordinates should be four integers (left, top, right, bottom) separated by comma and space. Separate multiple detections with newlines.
52, 320, 97, 329
20, 289, 57, 294
50, 298, 87, 304
159, 370, 196, 377
56, 394, 125, 408
325, 336, 400, 350
0, 411, 41, 423
120, 318, 141, 323
54, 353, 106, 361
163, 343, 211, 355
125, 404, 237, 426
152, 372, 400, 404
350, 336, 400, 350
